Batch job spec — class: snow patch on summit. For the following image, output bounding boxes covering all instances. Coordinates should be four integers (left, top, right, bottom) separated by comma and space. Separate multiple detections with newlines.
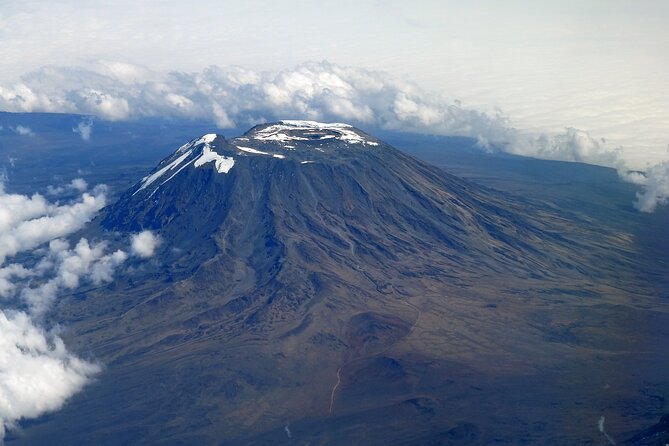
236, 145, 270, 156
251, 120, 379, 146
199, 134, 218, 144
194, 144, 235, 173
235, 145, 286, 159
175, 134, 216, 154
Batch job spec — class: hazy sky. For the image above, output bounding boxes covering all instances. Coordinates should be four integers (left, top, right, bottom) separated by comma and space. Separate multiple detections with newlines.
1, 0, 668, 168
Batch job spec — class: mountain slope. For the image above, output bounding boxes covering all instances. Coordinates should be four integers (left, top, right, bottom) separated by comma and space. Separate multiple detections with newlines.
102, 121, 612, 281
13, 121, 665, 446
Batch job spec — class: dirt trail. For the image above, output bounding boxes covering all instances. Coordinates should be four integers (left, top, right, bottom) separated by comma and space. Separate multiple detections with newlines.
327, 299, 421, 416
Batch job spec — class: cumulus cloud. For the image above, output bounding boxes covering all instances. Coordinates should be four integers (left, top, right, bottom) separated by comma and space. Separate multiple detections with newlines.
0, 61, 617, 163
11, 125, 34, 136
46, 178, 89, 196
72, 119, 93, 141
0, 60, 667, 211
0, 178, 159, 439
131, 230, 160, 258
0, 181, 111, 438
0, 187, 50, 233
0, 185, 106, 264
0, 310, 101, 440
0, 61, 645, 161
0, 61, 512, 135
0, 264, 31, 297
633, 161, 669, 213
20, 238, 128, 315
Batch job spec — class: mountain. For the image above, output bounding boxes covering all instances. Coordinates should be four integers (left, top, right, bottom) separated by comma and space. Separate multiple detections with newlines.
13, 121, 667, 445
101, 120, 602, 279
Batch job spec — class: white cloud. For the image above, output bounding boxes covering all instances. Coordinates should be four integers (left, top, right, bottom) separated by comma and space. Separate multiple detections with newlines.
20, 238, 128, 316
0, 310, 101, 440
0, 187, 106, 264
0, 188, 50, 233
0, 264, 32, 297
70, 178, 88, 192
131, 230, 160, 258
11, 125, 34, 136
0, 61, 667, 211
0, 61, 645, 166
634, 161, 669, 213
46, 178, 89, 196
72, 119, 93, 141
0, 179, 157, 439
0, 62, 514, 136
506, 128, 621, 167
89, 249, 128, 285
0, 181, 108, 439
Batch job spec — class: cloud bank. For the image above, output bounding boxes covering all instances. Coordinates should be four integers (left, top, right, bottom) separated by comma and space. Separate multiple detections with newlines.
0, 61, 512, 137
0, 61, 667, 211
0, 182, 107, 264
0, 177, 159, 439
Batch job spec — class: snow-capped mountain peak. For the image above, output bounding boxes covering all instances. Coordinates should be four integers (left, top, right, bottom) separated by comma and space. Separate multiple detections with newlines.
130, 122, 383, 198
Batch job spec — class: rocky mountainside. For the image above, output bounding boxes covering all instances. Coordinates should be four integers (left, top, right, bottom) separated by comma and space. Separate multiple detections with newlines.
14, 121, 666, 445
102, 120, 605, 281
